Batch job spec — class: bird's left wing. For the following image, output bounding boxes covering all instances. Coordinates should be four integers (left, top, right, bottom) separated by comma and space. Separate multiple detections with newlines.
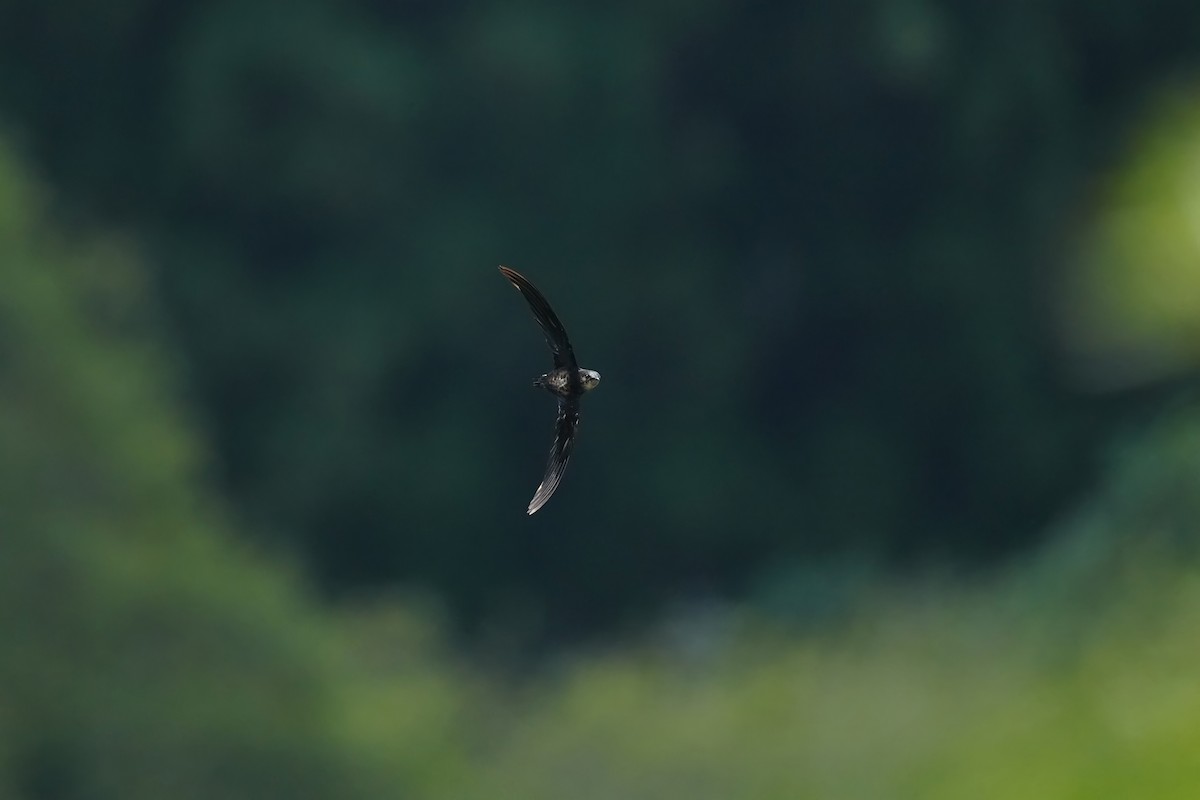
526, 398, 580, 515
498, 266, 578, 369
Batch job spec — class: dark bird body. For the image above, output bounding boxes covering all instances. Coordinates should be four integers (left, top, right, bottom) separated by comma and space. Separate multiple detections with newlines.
498, 266, 600, 514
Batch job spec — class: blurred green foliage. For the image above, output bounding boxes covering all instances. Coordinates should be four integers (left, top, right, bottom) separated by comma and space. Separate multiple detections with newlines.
442, 409, 1200, 800
1064, 87, 1200, 387
10, 1, 1200, 636
3, 125, 1200, 796
0, 143, 392, 800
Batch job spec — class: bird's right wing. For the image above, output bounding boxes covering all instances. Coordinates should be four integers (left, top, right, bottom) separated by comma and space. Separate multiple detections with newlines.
499, 266, 578, 369
527, 398, 580, 515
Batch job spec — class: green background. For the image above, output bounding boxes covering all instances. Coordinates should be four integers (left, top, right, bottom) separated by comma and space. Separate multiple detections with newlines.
2, 2, 1200, 796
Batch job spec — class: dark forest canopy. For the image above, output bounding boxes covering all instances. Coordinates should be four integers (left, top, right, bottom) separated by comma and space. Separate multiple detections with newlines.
2, 0, 1199, 639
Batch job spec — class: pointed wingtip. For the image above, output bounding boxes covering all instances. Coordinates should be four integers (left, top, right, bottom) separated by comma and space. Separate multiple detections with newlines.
526, 485, 549, 515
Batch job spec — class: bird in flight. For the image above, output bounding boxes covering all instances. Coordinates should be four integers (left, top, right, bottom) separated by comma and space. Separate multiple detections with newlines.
498, 265, 601, 515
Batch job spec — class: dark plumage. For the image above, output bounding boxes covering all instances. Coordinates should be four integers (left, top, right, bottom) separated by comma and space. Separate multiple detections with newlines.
499, 266, 601, 514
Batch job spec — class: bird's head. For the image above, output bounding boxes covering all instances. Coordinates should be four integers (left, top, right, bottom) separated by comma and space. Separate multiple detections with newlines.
580, 369, 601, 392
